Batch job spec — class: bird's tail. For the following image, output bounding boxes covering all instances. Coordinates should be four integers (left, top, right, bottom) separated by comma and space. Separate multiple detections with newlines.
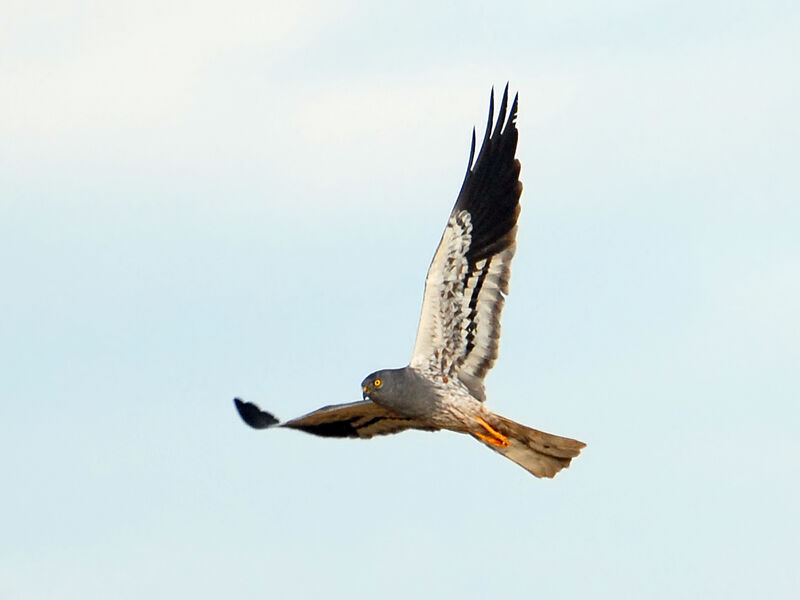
473, 412, 586, 478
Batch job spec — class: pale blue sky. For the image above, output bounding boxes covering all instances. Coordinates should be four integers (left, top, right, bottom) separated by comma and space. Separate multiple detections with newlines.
2, 1, 798, 598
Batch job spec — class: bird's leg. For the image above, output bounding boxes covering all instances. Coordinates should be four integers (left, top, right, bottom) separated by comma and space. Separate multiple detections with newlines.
474, 416, 510, 448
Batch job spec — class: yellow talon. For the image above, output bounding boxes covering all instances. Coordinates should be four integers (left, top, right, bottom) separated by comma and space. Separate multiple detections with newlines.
475, 416, 510, 448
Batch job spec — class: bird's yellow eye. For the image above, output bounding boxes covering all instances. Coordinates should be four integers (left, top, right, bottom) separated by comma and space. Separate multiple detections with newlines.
374, 378, 382, 388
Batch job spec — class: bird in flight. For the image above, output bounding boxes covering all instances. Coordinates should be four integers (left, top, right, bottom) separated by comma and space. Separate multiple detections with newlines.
234, 85, 585, 478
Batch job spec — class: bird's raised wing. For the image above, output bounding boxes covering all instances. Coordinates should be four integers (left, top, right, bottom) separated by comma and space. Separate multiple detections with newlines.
409, 85, 522, 401
233, 398, 439, 439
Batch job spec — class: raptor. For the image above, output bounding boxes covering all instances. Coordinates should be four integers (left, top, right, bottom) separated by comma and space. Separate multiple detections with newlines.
234, 85, 585, 478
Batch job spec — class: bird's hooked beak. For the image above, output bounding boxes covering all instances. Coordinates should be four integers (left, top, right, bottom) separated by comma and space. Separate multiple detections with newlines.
362, 385, 370, 401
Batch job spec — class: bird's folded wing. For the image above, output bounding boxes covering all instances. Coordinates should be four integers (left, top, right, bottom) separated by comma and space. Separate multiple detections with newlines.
410, 85, 522, 401
234, 398, 438, 439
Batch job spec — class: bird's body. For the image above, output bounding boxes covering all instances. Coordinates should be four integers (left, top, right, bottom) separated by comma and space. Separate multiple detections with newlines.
234, 85, 585, 478
362, 366, 483, 431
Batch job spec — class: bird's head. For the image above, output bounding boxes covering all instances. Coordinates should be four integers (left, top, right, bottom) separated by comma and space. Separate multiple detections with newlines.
361, 369, 398, 402
361, 367, 431, 418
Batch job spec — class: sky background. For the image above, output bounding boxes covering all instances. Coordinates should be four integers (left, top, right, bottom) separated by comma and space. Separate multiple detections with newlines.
2, 1, 798, 598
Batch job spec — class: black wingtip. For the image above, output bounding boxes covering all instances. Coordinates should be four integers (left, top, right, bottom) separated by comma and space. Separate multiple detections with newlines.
466, 126, 477, 172
233, 398, 280, 429
493, 85, 509, 138
483, 88, 495, 146
510, 91, 519, 126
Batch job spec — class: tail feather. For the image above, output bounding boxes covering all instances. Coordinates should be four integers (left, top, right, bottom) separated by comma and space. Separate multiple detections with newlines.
475, 413, 586, 478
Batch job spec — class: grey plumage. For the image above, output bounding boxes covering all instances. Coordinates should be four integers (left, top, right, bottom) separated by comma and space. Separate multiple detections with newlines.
361, 368, 442, 419
233, 85, 585, 478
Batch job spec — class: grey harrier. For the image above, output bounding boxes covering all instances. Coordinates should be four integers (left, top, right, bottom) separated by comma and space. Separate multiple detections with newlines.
234, 85, 585, 478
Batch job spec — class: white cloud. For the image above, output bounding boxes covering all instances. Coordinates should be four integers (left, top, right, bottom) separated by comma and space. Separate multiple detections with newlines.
2, 0, 797, 223
0, 1, 346, 140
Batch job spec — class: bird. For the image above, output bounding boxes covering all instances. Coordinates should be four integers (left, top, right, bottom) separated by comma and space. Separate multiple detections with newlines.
233, 85, 585, 478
